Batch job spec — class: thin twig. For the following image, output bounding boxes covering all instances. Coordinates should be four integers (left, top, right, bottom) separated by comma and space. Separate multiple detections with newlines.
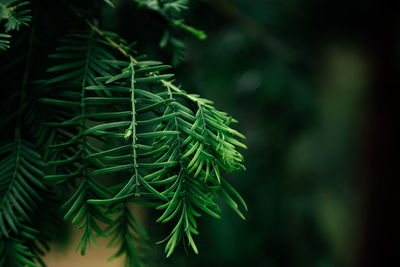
66, 2, 201, 104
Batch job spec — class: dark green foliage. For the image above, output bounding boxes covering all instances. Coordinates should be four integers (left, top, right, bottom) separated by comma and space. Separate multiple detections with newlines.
106, 204, 148, 267
0, 0, 31, 32
159, 30, 185, 66
0, 33, 10, 50
0, 224, 45, 267
41, 31, 121, 256
0, 0, 246, 266
0, 140, 46, 237
0, 140, 48, 266
103, 0, 115, 8
131, 0, 206, 66
0, 0, 31, 51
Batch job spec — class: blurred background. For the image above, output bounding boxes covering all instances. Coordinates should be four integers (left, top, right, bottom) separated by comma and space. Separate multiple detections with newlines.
41, 0, 396, 266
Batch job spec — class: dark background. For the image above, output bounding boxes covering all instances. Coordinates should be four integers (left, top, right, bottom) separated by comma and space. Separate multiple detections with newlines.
132, 1, 395, 266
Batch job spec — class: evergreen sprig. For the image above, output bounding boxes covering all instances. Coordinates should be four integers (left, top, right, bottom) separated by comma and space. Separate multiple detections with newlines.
0, 140, 47, 267
0, 33, 10, 50
0, 224, 43, 267
40, 31, 119, 255
132, 0, 206, 66
106, 203, 148, 267
0, 0, 31, 51
0, 140, 46, 238
0, 1, 247, 265
70, 26, 247, 256
0, 0, 31, 32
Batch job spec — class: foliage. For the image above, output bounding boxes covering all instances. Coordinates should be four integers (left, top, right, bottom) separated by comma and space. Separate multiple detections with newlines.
0, 33, 10, 50
131, 0, 206, 66
0, 0, 31, 50
0, 0, 246, 266
0, 0, 31, 32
